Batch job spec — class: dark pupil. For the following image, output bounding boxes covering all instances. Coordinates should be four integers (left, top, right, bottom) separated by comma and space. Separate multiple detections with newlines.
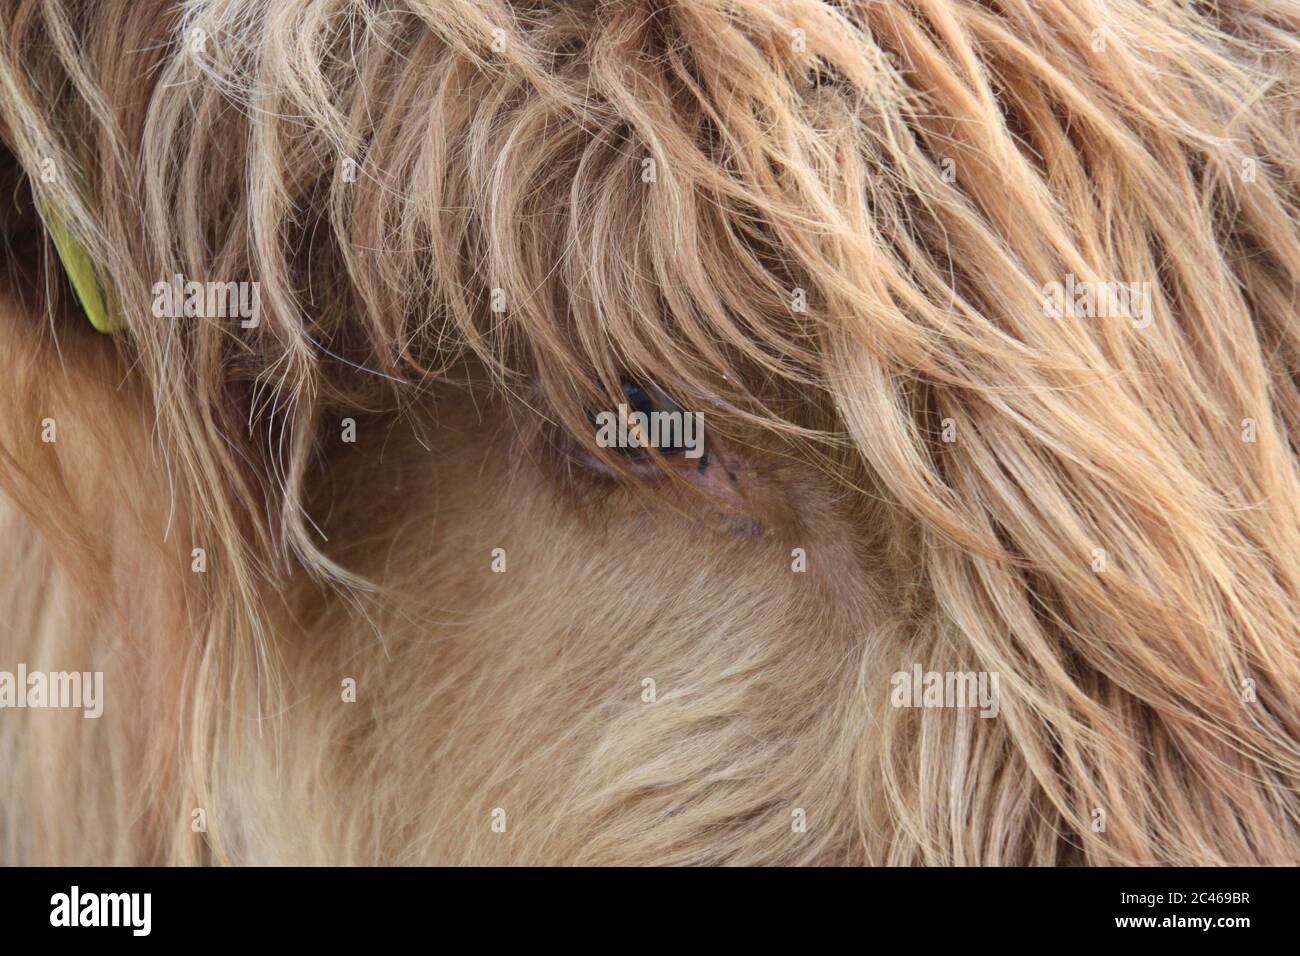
622, 381, 656, 418
619, 380, 689, 455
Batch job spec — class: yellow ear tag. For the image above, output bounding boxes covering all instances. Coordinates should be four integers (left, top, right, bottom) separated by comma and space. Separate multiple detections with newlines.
36, 197, 115, 334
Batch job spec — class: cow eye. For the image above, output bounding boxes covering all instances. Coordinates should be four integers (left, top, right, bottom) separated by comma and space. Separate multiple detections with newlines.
584, 379, 709, 471
616, 381, 693, 457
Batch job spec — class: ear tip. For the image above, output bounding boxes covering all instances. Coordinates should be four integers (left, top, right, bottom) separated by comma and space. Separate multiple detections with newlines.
82, 302, 115, 334
36, 194, 116, 334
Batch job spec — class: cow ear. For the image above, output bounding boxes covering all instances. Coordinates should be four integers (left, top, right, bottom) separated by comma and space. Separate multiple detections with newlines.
35, 195, 117, 334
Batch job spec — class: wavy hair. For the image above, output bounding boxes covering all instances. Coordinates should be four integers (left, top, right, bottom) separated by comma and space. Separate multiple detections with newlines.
0, 0, 1297, 864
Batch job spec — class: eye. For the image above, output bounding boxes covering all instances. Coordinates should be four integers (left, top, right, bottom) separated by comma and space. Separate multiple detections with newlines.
595, 379, 709, 469
558, 378, 767, 523
621, 380, 658, 418
613, 382, 707, 463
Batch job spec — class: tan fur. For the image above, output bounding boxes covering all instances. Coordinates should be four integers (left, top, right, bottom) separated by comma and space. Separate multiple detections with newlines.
0, 0, 1297, 865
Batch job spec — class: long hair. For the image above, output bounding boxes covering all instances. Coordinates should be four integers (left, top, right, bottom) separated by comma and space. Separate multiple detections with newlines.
0, 0, 1297, 864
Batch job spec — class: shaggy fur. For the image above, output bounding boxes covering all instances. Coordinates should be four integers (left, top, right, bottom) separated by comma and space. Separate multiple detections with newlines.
0, 0, 1297, 865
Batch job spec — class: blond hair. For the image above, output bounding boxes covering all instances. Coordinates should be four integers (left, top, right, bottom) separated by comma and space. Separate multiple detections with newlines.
0, 0, 1297, 864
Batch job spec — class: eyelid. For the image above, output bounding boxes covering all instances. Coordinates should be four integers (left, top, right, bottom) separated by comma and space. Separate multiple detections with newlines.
583, 381, 717, 475
578, 380, 699, 460
625, 381, 684, 416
